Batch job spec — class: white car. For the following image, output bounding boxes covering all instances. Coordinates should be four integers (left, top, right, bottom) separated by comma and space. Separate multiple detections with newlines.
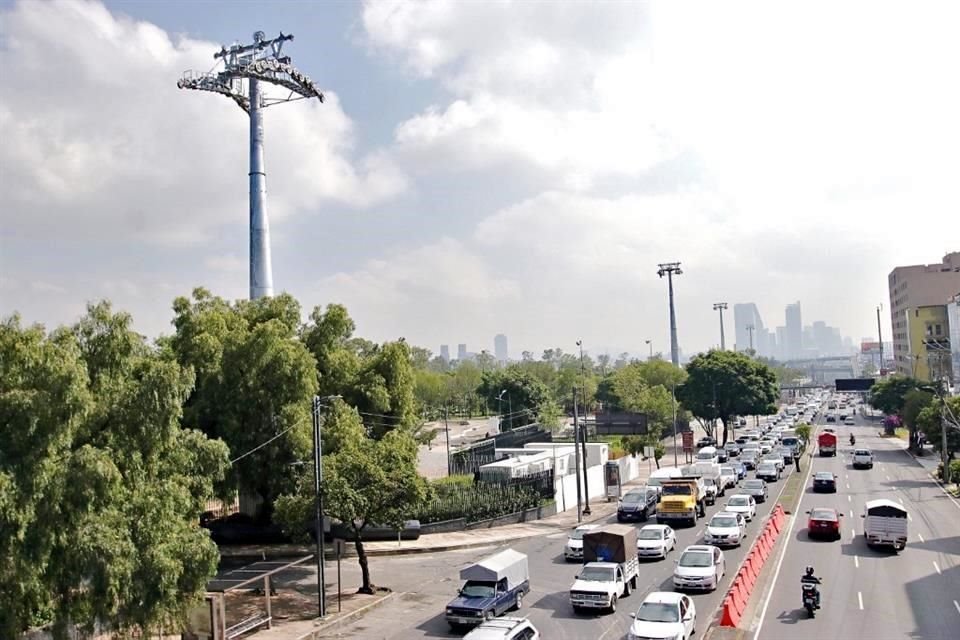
853, 448, 874, 469
844, 417, 856, 426
720, 465, 738, 489
724, 494, 757, 521
464, 617, 540, 640
704, 512, 747, 547
673, 545, 726, 592
758, 442, 773, 454
628, 592, 696, 640
564, 524, 600, 561
636, 524, 677, 559
762, 454, 785, 471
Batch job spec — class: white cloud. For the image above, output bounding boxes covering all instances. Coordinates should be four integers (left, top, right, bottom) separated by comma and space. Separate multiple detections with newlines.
0, 0, 407, 250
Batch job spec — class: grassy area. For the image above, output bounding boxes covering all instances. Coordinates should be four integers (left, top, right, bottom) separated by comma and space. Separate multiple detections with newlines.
895, 428, 909, 440
776, 459, 809, 515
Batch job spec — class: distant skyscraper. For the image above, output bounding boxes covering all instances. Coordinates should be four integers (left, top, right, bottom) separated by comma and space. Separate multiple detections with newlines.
440, 344, 450, 362
733, 303, 765, 352
776, 326, 787, 360
457, 343, 467, 361
494, 334, 508, 362
785, 302, 802, 360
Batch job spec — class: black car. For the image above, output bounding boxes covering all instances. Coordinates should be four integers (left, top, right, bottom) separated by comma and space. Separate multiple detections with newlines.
743, 479, 769, 503
812, 472, 838, 493
826, 415, 836, 423
696, 437, 717, 449
724, 443, 741, 458
716, 449, 729, 463
617, 488, 658, 522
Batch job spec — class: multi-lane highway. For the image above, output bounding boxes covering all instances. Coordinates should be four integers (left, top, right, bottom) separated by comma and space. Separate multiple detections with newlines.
753, 413, 960, 640
318, 443, 798, 639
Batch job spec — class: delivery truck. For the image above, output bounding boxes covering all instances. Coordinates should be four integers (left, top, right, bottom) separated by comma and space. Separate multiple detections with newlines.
818, 432, 837, 457
446, 549, 530, 629
569, 525, 639, 614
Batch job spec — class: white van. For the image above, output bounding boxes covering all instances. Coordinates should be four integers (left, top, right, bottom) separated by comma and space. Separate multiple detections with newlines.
645, 466, 682, 498
695, 446, 719, 465
862, 499, 907, 551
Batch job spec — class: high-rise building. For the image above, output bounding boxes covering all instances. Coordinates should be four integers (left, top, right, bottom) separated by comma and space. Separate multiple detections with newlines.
888, 251, 960, 376
947, 292, 960, 384
775, 326, 787, 361
440, 344, 450, 362
733, 303, 764, 353
904, 305, 950, 382
785, 302, 802, 360
457, 343, 467, 361
494, 334, 508, 362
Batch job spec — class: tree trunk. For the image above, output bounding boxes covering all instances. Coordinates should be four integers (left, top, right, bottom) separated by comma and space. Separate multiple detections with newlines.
720, 417, 729, 446
353, 527, 374, 595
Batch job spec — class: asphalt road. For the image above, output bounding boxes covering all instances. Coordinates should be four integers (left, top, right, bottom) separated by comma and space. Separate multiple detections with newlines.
318, 445, 797, 639
754, 415, 960, 640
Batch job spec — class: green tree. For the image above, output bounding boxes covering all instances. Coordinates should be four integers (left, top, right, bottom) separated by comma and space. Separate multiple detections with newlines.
902, 389, 935, 447
0, 307, 229, 638
275, 403, 429, 594
868, 375, 919, 416
677, 350, 778, 445
478, 365, 555, 430
916, 396, 960, 459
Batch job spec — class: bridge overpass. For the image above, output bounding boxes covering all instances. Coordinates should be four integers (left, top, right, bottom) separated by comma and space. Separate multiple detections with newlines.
781, 356, 857, 385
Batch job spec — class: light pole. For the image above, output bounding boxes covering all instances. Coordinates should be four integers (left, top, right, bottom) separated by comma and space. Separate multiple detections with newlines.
876, 304, 885, 375
645, 339, 653, 360
497, 389, 507, 430
311, 394, 341, 618
657, 262, 683, 366
576, 340, 588, 414
671, 383, 679, 466
444, 405, 451, 476
713, 303, 728, 350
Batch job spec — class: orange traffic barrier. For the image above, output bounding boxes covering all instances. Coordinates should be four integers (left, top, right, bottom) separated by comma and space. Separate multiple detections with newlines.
769, 513, 782, 534
733, 575, 750, 605
730, 580, 747, 616
720, 594, 741, 627
739, 563, 755, 593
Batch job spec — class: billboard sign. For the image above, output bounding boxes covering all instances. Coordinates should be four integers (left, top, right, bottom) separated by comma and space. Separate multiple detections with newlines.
682, 431, 694, 451
861, 341, 881, 353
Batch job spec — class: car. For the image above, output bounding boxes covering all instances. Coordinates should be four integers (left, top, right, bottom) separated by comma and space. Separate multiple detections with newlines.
742, 479, 768, 502
716, 448, 729, 463
758, 442, 773, 455
627, 592, 696, 640
844, 417, 856, 426
738, 417, 747, 426
823, 426, 836, 433
740, 453, 758, 470
636, 524, 677, 559
826, 414, 837, 423
756, 462, 780, 482
732, 461, 747, 480
618, 488, 659, 523
564, 524, 600, 561
720, 465, 739, 489
463, 616, 540, 640
812, 471, 838, 493
762, 454, 785, 472
704, 511, 747, 547
853, 448, 874, 469
777, 446, 794, 464
724, 442, 741, 458
673, 545, 725, 592
696, 436, 716, 449
724, 494, 757, 521
806, 507, 843, 540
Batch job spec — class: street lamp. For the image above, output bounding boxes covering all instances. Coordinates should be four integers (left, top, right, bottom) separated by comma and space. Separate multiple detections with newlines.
497, 389, 507, 430
645, 339, 653, 360
657, 262, 683, 366
311, 394, 342, 618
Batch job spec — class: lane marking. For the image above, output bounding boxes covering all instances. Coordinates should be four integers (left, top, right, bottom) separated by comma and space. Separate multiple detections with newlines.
954, 600, 960, 615
885, 475, 891, 481
858, 591, 864, 610
907, 513, 912, 522
851, 528, 856, 539
918, 533, 924, 542
854, 555, 859, 568
847, 483, 851, 489
848, 495, 852, 503
848, 510, 853, 518
934, 562, 941, 575
899, 498, 904, 505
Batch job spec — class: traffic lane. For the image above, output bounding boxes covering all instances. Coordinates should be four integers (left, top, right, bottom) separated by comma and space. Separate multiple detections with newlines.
757, 427, 959, 640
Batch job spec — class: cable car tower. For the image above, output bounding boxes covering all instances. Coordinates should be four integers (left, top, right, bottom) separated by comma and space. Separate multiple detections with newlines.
178, 31, 324, 299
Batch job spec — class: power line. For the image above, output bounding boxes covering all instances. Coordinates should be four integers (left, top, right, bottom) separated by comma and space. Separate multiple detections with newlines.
228, 401, 337, 465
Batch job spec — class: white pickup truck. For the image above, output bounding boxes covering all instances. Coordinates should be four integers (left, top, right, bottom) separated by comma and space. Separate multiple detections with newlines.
862, 499, 908, 551
569, 525, 639, 614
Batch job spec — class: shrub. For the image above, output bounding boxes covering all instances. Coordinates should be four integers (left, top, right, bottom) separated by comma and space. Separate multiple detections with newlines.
413, 482, 543, 524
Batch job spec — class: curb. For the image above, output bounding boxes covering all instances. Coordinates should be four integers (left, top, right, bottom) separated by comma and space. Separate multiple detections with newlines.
291, 591, 397, 639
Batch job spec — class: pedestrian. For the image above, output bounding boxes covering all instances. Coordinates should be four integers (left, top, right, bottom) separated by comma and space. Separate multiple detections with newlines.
794, 453, 801, 472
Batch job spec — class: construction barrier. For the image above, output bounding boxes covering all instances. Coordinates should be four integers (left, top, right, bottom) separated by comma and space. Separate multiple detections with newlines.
720, 507, 790, 628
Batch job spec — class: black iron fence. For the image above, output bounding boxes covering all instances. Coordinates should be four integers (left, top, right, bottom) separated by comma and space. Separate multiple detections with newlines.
414, 469, 554, 525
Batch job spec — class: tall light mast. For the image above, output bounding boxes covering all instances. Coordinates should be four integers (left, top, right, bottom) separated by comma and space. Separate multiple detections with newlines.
178, 31, 324, 299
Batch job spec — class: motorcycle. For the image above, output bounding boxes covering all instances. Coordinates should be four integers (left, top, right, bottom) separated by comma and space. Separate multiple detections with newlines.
802, 582, 820, 618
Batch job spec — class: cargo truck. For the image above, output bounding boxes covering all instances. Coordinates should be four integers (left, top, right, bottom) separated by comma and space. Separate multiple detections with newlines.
446, 549, 530, 629
569, 525, 639, 614
817, 432, 837, 457
656, 477, 707, 527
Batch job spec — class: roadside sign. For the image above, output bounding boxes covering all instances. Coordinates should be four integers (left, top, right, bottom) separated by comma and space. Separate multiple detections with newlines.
643, 446, 655, 458
682, 431, 694, 451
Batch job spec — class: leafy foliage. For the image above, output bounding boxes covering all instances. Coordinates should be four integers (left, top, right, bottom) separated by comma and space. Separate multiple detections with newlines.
677, 350, 778, 445
413, 481, 543, 525
478, 365, 555, 430
868, 375, 920, 416
916, 396, 960, 457
0, 306, 230, 638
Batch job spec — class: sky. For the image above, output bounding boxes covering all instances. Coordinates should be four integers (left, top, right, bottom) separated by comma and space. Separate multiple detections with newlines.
1, 0, 959, 359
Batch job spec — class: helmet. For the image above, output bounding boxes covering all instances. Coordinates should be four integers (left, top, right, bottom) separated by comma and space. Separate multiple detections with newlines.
805, 566, 815, 576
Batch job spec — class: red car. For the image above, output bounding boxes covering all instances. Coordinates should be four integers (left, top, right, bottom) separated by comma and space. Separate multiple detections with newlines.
806, 507, 842, 540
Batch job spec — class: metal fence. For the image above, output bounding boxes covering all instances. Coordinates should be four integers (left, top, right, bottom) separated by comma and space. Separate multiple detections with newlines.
414, 470, 554, 525
476, 467, 555, 499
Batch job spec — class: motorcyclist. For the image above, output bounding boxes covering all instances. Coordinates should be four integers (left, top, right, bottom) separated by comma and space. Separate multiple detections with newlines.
801, 566, 821, 609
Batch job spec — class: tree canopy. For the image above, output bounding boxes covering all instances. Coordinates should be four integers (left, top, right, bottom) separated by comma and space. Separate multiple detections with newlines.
676, 350, 778, 445
867, 375, 920, 416
0, 306, 230, 638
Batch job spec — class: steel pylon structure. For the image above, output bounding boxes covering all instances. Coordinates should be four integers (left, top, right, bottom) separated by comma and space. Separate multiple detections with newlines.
178, 31, 324, 299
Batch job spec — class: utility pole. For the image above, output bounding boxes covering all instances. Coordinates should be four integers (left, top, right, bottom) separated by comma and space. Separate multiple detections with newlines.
444, 405, 451, 476
746, 324, 755, 353
179, 31, 324, 300
577, 339, 588, 413
672, 384, 679, 466
580, 390, 591, 516
645, 339, 653, 360
657, 262, 683, 366
876, 304, 884, 376
713, 303, 728, 350
573, 388, 583, 523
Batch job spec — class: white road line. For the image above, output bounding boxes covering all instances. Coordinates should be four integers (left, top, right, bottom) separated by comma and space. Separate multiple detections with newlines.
848, 495, 852, 502
934, 562, 942, 575
918, 533, 925, 542
885, 475, 891, 481
851, 528, 856, 539
899, 498, 904, 505
858, 591, 864, 610
849, 510, 853, 518
907, 513, 913, 522
954, 600, 960, 615
847, 483, 851, 489
854, 555, 859, 568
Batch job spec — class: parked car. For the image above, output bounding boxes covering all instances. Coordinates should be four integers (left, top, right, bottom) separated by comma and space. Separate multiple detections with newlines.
618, 488, 658, 523
564, 524, 600, 561
806, 508, 842, 541
636, 524, 677, 560
464, 617, 540, 640
673, 545, 726, 592
812, 472, 838, 493
724, 494, 757, 521
853, 448, 874, 469
704, 512, 747, 547
628, 592, 696, 640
